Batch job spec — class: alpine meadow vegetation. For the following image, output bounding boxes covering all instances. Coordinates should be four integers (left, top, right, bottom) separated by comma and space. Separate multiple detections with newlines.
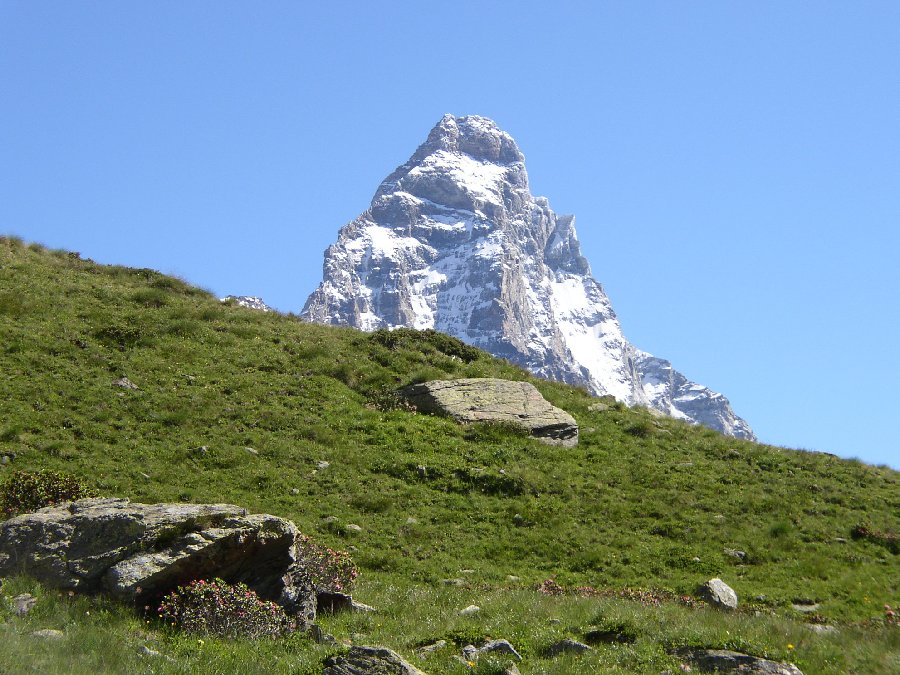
0, 236, 897, 673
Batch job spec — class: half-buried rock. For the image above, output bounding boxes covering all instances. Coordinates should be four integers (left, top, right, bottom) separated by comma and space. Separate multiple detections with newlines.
401, 378, 578, 446
0, 498, 316, 629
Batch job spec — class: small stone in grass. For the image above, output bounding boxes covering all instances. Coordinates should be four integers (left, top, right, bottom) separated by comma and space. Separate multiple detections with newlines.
31, 629, 64, 640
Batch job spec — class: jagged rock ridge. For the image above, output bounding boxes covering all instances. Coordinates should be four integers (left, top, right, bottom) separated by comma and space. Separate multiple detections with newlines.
302, 114, 754, 439
222, 295, 274, 312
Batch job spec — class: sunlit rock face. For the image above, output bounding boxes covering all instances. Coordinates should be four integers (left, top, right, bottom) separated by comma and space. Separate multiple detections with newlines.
302, 114, 754, 439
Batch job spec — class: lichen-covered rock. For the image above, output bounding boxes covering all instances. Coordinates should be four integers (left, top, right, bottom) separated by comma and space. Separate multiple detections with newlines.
323, 646, 426, 674
677, 648, 804, 674
0, 498, 316, 628
401, 378, 578, 446
698, 577, 738, 610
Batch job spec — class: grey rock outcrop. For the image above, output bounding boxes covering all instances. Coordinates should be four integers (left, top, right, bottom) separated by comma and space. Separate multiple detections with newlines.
0, 498, 316, 628
302, 114, 754, 439
415, 639, 447, 658
723, 547, 748, 562
698, 578, 739, 610
112, 376, 139, 390
222, 295, 274, 312
401, 378, 578, 446
323, 646, 426, 675
471, 639, 523, 661
544, 638, 593, 657
677, 649, 804, 674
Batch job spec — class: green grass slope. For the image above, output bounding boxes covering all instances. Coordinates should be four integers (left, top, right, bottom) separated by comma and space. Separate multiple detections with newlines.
1, 236, 897, 673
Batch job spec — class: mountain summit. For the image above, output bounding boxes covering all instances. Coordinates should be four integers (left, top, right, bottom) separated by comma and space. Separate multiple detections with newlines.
302, 114, 754, 439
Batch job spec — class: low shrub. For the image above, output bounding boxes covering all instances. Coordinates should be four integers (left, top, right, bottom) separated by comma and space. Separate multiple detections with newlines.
94, 323, 144, 350
131, 288, 168, 308
584, 617, 639, 644
443, 626, 489, 647
295, 534, 359, 593
157, 578, 293, 638
365, 383, 417, 412
0, 470, 99, 518
536, 578, 565, 596
851, 523, 899, 554
768, 520, 792, 538
625, 420, 656, 438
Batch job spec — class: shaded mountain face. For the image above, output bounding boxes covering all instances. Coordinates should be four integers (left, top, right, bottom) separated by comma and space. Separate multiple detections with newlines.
302, 114, 754, 440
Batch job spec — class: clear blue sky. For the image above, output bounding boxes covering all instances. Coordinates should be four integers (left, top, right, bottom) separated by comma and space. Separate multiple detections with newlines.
2, 2, 898, 468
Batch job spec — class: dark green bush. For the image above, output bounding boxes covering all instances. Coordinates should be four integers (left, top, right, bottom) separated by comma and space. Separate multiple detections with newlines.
0, 426, 20, 442
365, 384, 415, 412
625, 420, 656, 438
443, 626, 489, 647
768, 520, 792, 538
584, 617, 640, 644
0, 470, 99, 517
371, 328, 482, 363
95, 323, 144, 349
131, 288, 168, 307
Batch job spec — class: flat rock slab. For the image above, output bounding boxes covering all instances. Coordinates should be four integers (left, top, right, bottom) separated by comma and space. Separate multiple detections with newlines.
678, 649, 804, 674
323, 646, 426, 674
0, 498, 316, 628
401, 378, 578, 446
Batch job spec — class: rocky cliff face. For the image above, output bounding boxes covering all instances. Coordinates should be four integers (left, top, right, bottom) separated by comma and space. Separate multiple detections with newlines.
302, 114, 755, 440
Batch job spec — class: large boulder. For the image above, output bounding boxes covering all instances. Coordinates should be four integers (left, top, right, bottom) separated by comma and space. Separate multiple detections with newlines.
0, 498, 316, 628
400, 378, 578, 446
698, 577, 738, 610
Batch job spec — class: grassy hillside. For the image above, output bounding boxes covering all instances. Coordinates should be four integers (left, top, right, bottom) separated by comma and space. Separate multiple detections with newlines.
0, 236, 897, 673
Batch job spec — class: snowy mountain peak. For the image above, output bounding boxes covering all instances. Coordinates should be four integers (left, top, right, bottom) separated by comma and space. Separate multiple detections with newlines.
302, 115, 755, 440
421, 114, 525, 165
